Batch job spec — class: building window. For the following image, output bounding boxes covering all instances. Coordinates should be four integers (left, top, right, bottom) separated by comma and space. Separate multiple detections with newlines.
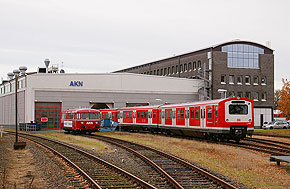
180, 65, 183, 73
164, 68, 167, 75
193, 62, 196, 70
221, 75, 226, 84
262, 92, 267, 101
161, 69, 163, 75
237, 75, 242, 84
176, 65, 179, 73
261, 77, 267, 85
237, 91, 243, 97
253, 92, 259, 101
253, 76, 258, 85
228, 91, 235, 97
157, 69, 159, 75
245, 92, 251, 99
154, 70, 156, 75
229, 75, 234, 84
188, 62, 192, 71
198, 60, 201, 69
184, 64, 187, 72
222, 44, 264, 68
168, 67, 171, 75
150, 71, 152, 75
245, 75, 250, 85
172, 66, 175, 74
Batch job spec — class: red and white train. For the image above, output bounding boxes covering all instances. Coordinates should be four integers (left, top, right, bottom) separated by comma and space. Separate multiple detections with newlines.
100, 97, 254, 141
61, 108, 101, 134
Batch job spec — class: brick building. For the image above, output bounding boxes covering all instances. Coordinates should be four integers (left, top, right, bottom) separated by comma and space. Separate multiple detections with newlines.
115, 40, 274, 128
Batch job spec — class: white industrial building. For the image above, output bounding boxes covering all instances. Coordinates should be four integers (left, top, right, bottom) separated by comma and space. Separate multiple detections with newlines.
0, 72, 203, 129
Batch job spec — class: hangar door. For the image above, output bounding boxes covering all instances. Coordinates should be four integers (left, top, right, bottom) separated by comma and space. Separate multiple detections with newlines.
35, 102, 62, 130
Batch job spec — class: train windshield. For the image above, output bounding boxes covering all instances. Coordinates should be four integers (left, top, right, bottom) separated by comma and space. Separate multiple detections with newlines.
81, 113, 90, 119
90, 113, 99, 119
229, 105, 248, 115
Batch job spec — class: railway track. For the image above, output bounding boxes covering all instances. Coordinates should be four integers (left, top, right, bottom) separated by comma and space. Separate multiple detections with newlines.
86, 134, 238, 189
221, 137, 290, 156
8, 132, 156, 189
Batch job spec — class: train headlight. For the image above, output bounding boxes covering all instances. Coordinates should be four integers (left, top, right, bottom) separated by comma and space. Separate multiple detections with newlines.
249, 119, 252, 122
95, 122, 98, 124
226, 119, 229, 122
81, 122, 84, 124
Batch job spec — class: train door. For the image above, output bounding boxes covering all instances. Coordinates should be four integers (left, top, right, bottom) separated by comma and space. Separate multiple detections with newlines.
206, 106, 214, 127
185, 106, 189, 127
152, 109, 158, 125
200, 105, 206, 128
165, 109, 172, 125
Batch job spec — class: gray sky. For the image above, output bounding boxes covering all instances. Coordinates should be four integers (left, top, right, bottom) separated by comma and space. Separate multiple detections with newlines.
0, 0, 289, 89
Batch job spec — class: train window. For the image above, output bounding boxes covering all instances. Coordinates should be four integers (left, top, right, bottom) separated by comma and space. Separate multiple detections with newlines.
112, 113, 115, 119
68, 113, 74, 119
195, 109, 199, 119
141, 112, 144, 118
169, 110, 172, 119
81, 113, 89, 119
162, 111, 165, 118
166, 111, 168, 119
137, 112, 140, 118
90, 113, 98, 119
229, 105, 248, 115
145, 111, 147, 118
153, 111, 157, 118
159, 111, 162, 119
216, 107, 218, 117
118, 113, 120, 119
207, 108, 212, 119
130, 112, 132, 118
190, 109, 195, 119
62, 113, 66, 120
180, 110, 184, 119
177, 110, 180, 119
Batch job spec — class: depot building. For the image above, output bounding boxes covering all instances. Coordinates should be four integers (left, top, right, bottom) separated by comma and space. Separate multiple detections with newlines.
0, 72, 203, 130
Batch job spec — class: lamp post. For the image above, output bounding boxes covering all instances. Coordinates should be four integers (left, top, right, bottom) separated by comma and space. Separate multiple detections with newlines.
13, 69, 26, 150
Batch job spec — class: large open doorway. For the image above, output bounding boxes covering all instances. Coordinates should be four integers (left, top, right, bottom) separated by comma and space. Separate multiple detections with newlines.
90, 103, 114, 110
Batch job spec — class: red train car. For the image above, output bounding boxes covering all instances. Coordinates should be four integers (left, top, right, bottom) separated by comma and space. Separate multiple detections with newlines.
101, 97, 254, 141
61, 108, 101, 134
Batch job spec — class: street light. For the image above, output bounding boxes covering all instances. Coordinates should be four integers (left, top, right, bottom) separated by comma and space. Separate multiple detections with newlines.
12, 69, 26, 150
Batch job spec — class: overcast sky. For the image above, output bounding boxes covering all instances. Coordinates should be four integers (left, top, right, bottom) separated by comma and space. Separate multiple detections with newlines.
0, 0, 289, 89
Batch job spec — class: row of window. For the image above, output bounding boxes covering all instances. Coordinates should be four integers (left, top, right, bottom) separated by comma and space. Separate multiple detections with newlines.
228, 91, 267, 101
221, 75, 266, 85
140, 60, 202, 76
63, 112, 101, 120
0, 79, 26, 95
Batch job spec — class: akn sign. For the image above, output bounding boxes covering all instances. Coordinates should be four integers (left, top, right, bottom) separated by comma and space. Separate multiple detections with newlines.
69, 81, 83, 87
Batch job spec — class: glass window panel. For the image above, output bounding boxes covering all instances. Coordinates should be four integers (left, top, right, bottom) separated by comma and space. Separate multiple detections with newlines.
233, 44, 238, 52
238, 52, 243, 58
244, 58, 249, 67
222, 46, 227, 52
233, 58, 238, 67
244, 44, 249, 52
238, 44, 243, 52
228, 45, 233, 51
254, 53, 259, 59
249, 59, 254, 67
228, 52, 233, 58
249, 45, 254, 52
249, 53, 254, 59
238, 58, 243, 67
253, 46, 259, 53
233, 52, 238, 58
259, 48, 264, 54
244, 53, 249, 59
254, 59, 259, 68
228, 58, 233, 67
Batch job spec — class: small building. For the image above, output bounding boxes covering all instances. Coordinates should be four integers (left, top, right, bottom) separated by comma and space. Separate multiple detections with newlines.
0, 72, 203, 130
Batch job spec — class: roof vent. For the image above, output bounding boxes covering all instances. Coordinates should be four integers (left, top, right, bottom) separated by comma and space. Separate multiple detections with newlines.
7, 72, 14, 80
19, 66, 27, 75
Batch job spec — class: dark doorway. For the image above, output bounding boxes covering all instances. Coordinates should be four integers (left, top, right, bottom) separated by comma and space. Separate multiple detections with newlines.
90, 103, 111, 109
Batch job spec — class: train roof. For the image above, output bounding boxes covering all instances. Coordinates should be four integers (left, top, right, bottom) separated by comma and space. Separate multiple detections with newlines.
63, 108, 100, 113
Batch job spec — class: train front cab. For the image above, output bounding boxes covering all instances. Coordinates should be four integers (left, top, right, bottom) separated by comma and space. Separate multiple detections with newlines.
218, 98, 254, 141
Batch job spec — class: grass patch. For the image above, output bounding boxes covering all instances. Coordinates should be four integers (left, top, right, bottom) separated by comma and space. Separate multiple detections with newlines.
254, 129, 290, 135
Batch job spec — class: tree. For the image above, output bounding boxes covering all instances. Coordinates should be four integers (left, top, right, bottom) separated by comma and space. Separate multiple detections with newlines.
277, 79, 290, 116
